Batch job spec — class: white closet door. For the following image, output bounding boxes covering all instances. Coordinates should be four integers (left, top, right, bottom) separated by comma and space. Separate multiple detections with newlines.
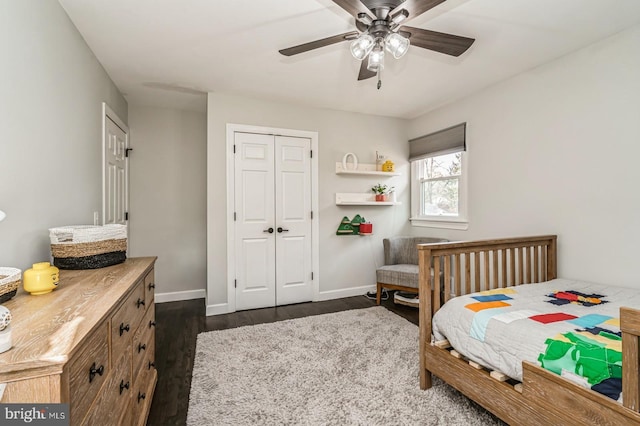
275, 136, 313, 305
234, 132, 276, 310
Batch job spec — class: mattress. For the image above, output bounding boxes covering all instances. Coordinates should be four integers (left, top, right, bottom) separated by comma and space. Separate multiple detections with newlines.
432, 278, 640, 401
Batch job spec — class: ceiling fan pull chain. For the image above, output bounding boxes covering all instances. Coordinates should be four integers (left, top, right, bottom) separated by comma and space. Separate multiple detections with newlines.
377, 69, 382, 90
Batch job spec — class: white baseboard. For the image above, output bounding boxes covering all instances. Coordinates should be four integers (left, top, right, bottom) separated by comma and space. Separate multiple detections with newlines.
204, 285, 375, 316
315, 284, 376, 302
206, 303, 229, 316
155, 289, 206, 304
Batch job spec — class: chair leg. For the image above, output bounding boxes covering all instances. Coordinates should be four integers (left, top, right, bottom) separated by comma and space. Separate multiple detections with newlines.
376, 283, 382, 305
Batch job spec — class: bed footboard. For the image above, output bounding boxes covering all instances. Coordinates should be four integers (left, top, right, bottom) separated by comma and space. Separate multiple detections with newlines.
621, 307, 640, 411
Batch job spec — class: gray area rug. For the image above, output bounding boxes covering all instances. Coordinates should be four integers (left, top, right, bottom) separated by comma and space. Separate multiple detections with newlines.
187, 307, 503, 425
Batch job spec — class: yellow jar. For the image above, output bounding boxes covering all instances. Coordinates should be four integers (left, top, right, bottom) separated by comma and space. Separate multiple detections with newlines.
382, 160, 395, 172
23, 262, 60, 295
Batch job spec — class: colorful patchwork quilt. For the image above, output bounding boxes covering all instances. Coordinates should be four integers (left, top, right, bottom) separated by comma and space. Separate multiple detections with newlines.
431, 279, 640, 401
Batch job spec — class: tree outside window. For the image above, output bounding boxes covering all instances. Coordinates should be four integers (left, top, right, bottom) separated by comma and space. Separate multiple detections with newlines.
420, 152, 462, 217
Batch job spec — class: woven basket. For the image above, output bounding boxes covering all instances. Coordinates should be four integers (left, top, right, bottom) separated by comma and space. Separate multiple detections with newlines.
0, 268, 21, 303
49, 225, 127, 270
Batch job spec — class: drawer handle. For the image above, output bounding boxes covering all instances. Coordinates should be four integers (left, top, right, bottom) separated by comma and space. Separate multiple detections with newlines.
136, 298, 145, 308
148, 283, 155, 290
119, 323, 130, 336
138, 343, 146, 353
149, 320, 156, 328
119, 380, 130, 395
148, 361, 155, 370
89, 362, 105, 383
138, 392, 146, 403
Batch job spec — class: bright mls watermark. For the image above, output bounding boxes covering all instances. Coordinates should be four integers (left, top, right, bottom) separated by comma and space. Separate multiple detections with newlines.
1, 404, 69, 425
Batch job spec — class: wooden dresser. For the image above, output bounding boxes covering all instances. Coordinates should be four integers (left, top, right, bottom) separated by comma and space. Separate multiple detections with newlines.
0, 257, 157, 426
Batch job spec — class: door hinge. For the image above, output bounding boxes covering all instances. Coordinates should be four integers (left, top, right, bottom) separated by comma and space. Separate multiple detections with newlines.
234, 279, 237, 288
310, 150, 313, 158
125, 148, 133, 157
125, 212, 129, 220
233, 144, 236, 154
234, 212, 237, 221
311, 272, 314, 280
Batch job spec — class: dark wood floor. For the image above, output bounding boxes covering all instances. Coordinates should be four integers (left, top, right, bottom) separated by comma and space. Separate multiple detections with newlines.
146, 292, 418, 425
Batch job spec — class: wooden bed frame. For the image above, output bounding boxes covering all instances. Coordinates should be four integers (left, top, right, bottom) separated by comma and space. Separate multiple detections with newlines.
417, 235, 640, 425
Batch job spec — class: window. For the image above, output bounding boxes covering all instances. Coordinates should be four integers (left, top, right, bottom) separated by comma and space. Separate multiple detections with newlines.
409, 123, 468, 230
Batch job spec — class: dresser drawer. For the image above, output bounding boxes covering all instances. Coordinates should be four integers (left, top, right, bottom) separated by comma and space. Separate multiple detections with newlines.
111, 280, 146, 358
133, 368, 157, 426
132, 303, 155, 382
144, 268, 155, 305
68, 322, 109, 424
80, 349, 132, 426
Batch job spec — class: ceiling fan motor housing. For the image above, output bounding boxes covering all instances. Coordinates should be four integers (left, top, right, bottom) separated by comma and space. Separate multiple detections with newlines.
361, 0, 406, 15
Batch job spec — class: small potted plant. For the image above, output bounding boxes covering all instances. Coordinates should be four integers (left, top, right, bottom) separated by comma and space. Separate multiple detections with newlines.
371, 184, 394, 202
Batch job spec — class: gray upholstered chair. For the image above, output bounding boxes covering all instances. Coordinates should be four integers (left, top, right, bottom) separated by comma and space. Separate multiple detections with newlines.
375, 236, 448, 305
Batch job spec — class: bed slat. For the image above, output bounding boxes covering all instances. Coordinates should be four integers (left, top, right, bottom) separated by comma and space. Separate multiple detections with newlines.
484, 251, 490, 290
518, 247, 524, 285
501, 249, 507, 288
533, 246, 540, 283
444, 255, 451, 303
492, 250, 498, 289
454, 254, 461, 298
490, 370, 509, 382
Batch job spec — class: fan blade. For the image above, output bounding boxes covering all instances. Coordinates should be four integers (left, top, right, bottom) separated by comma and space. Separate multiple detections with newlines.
390, 0, 446, 23
400, 26, 475, 57
332, 0, 375, 20
279, 31, 359, 56
357, 58, 376, 81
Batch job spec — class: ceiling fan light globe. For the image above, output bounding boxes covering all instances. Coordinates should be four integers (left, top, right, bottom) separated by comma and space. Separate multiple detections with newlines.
385, 32, 410, 59
350, 34, 375, 60
367, 46, 384, 72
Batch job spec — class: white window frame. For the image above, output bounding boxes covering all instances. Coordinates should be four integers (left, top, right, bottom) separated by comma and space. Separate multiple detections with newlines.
410, 151, 469, 230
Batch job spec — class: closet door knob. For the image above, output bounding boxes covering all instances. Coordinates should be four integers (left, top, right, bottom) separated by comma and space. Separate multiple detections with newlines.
277, 227, 289, 233
263, 228, 274, 233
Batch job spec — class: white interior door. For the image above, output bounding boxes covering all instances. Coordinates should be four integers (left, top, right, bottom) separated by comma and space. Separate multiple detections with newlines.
103, 111, 128, 225
234, 132, 313, 310
275, 136, 312, 305
234, 132, 276, 310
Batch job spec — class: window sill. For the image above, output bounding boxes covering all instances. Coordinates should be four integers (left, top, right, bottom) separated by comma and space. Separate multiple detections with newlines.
409, 217, 469, 230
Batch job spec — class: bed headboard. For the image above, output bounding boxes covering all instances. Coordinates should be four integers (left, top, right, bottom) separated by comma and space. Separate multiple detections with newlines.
418, 235, 557, 318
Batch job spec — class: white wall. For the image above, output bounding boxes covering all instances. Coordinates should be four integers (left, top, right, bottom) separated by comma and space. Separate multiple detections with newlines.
128, 105, 207, 301
207, 93, 410, 310
408, 24, 640, 288
0, 0, 127, 270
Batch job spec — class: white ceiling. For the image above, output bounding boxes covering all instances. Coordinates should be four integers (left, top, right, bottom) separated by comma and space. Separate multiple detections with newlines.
58, 0, 640, 119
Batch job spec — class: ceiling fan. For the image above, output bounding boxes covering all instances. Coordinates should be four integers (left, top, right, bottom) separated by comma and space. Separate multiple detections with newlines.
279, 0, 475, 89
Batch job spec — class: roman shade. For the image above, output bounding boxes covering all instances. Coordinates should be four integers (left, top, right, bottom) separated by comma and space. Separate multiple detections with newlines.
409, 122, 466, 161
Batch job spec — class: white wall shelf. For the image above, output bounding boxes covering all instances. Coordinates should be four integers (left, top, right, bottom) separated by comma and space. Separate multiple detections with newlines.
335, 162, 400, 176
335, 193, 401, 206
